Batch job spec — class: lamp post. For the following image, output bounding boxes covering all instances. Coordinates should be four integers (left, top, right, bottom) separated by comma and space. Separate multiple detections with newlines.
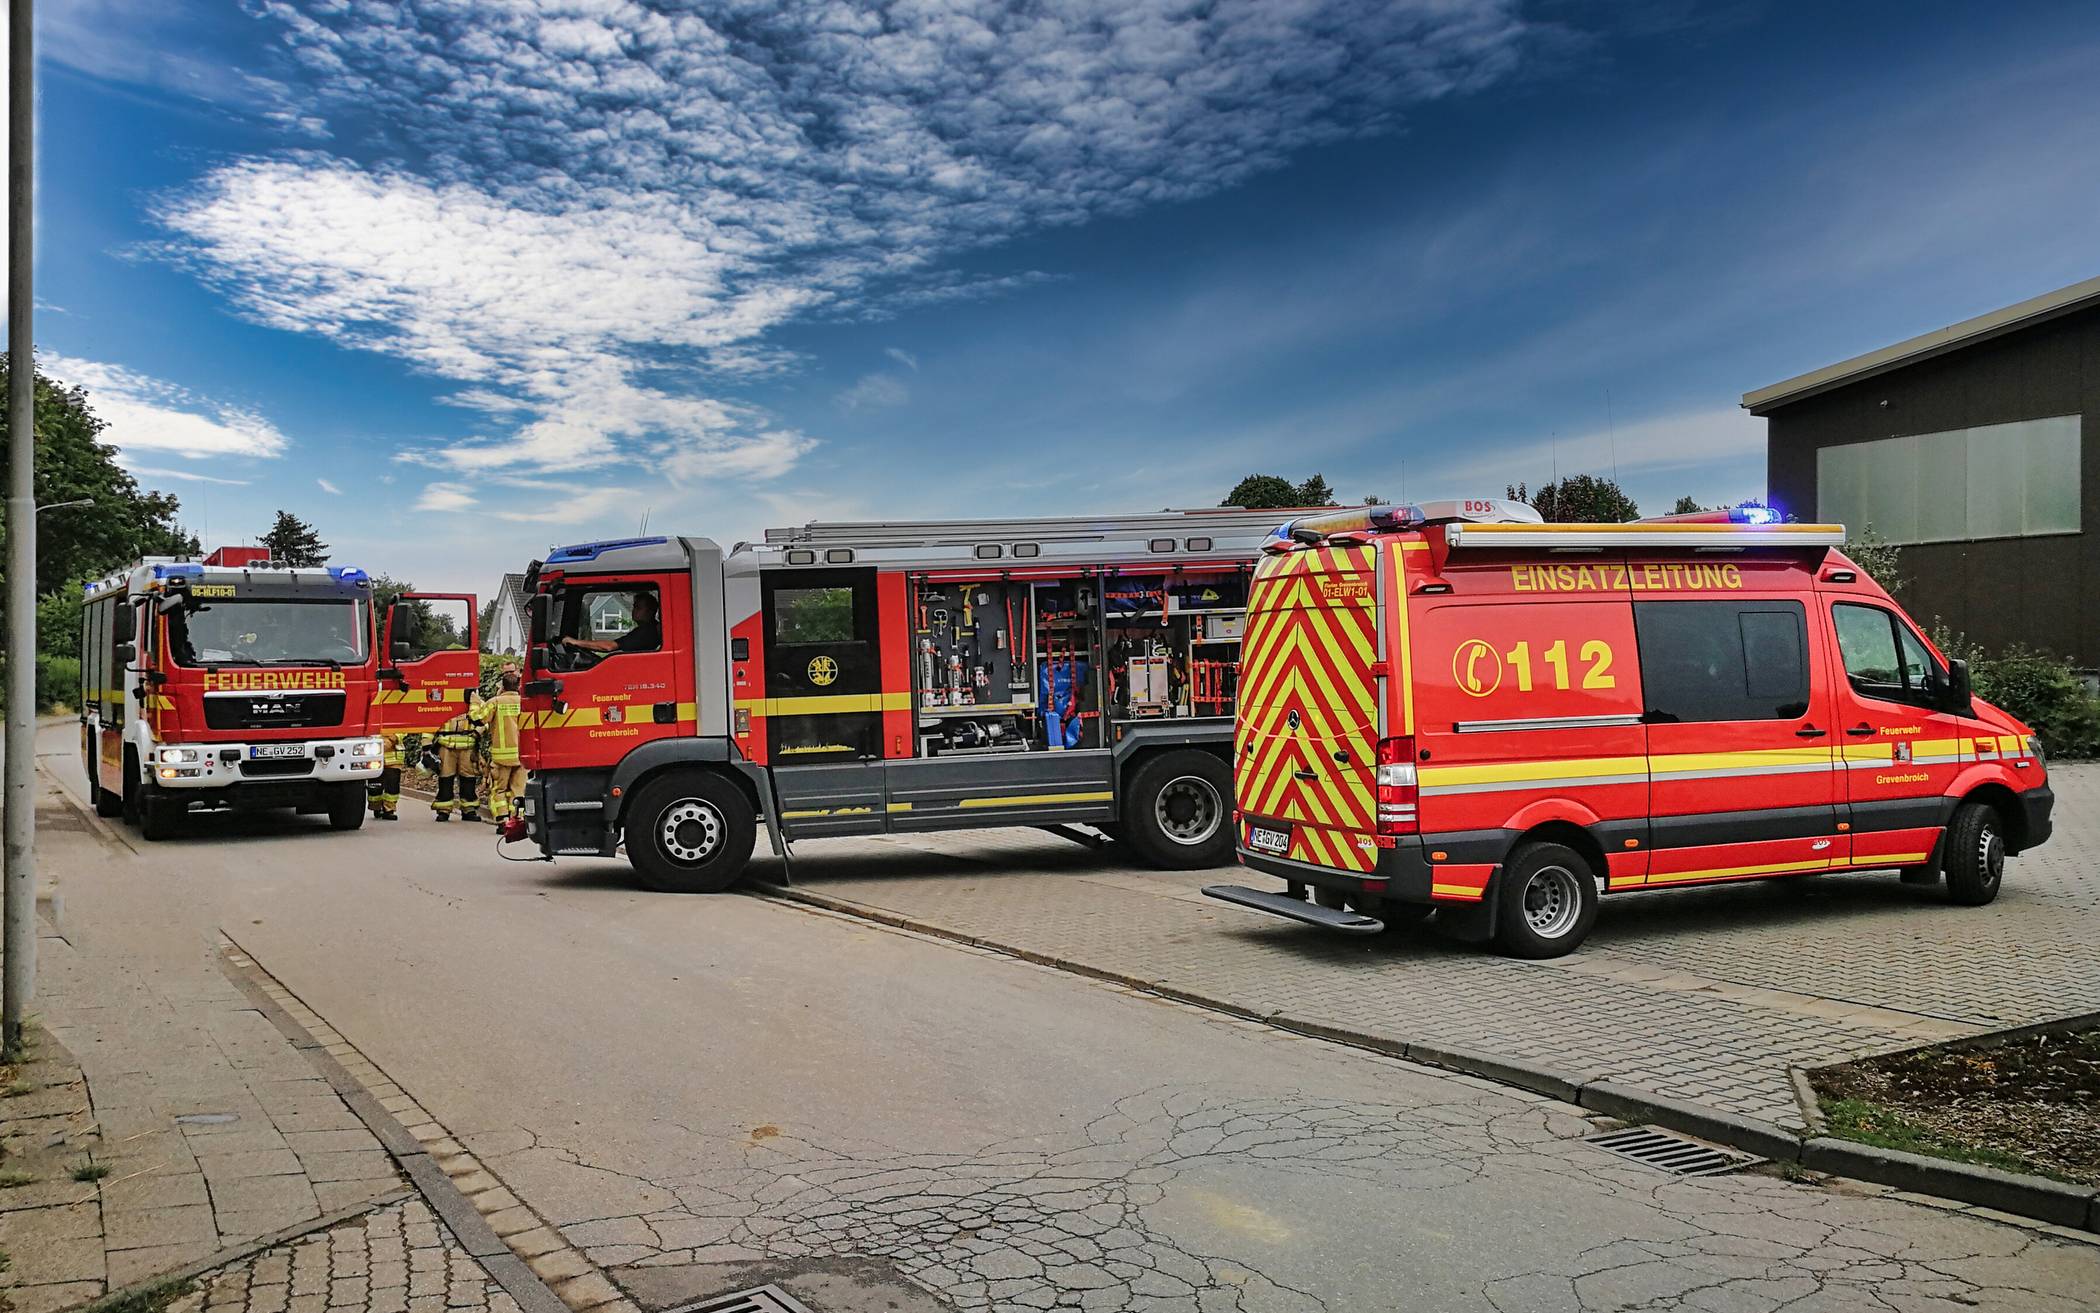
4, 0, 34, 1057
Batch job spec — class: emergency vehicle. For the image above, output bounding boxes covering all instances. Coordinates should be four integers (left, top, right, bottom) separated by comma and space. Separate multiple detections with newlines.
78, 554, 479, 840
511, 511, 1306, 890
1206, 501, 2054, 957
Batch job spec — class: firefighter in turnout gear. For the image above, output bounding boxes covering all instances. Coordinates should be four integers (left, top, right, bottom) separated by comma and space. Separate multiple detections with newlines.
474, 670, 525, 821
367, 732, 421, 821
432, 692, 482, 822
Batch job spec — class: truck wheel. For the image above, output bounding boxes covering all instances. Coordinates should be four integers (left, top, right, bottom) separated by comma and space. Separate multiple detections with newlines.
1942, 802, 2005, 906
122, 751, 143, 827
327, 783, 367, 832
85, 749, 122, 818
138, 790, 182, 842
626, 771, 756, 893
1122, 750, 1232, 869
1492, 842, 1598, 959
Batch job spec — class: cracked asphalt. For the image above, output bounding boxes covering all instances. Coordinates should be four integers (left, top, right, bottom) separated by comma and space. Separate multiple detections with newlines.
36, 725, 2100, 1311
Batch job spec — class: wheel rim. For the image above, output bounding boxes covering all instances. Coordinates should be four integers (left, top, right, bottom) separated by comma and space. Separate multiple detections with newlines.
1155, 775, 1222, 846
1977, 823, 2003, 889
1520, 864, 1583, 940
658, 798, 724, 865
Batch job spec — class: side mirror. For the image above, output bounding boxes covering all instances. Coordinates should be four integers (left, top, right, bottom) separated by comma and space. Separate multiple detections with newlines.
522, 678, 559, 698
527, 593, 551, 646
1943, 657, 1973, 712
387, 601, 422, 653
113, 641, 137, 666
391, 641, 413, 663
156, 592, 188, 615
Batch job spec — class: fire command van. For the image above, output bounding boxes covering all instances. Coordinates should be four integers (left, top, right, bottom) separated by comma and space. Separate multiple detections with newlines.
1206, 501, 2054, 957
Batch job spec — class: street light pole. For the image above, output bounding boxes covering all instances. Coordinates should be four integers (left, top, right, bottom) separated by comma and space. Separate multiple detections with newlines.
4, 0, 35, 1055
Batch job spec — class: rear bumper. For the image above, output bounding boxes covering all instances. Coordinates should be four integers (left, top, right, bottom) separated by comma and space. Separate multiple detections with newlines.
2019, 785, 2054, 851
1234, 837, 1434, 904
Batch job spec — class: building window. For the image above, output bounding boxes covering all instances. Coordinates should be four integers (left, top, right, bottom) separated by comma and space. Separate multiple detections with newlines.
1816, 415, 2080, 544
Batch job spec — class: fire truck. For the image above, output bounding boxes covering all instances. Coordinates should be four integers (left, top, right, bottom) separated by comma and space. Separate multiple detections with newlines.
78, 551, 481, 840
514, 510, 1310, 890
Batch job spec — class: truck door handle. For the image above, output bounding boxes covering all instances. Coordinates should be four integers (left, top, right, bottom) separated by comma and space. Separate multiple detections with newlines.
1795, 725, 1827, 738
1846, 724, 1875, 737
1293, 769, 1319, 782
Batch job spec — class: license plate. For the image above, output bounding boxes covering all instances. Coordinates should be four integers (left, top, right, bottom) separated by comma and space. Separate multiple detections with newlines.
249, 744, 305, 760
1248, 825, 1290, 855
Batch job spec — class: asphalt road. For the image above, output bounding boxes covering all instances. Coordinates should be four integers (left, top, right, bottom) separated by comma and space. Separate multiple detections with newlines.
35, 722, 2100, 1313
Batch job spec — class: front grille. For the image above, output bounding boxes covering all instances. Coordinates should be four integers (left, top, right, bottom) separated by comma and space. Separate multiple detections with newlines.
204, 691, 346, 731
239, 758, 315, 778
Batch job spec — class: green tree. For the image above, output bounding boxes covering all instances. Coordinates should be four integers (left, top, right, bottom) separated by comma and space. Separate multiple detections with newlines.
0, 357, 197, 599
1506, 475, 1640, 523
1295, 473, 1337, 507
1221, 474, 1303, 510
1669, 495, 1706, 515
1844, 525, 1905, 595
260, 510, 328, 566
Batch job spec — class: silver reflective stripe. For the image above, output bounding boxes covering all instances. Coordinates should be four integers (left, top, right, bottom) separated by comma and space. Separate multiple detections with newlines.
1454, 713, 1644, 734
1420, 772, 1649, 796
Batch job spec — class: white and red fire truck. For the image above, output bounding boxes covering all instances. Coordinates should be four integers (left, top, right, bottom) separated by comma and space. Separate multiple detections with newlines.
513, 511, 1311, 890
78, 551, 479, 840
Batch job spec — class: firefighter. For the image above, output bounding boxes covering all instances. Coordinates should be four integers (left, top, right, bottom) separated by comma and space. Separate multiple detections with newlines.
432, 690, 482, 822
367, 731, 420, 821
474, 670, 525, 822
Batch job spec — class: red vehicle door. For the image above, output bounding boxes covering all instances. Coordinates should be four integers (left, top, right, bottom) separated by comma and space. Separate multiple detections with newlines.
527, 573, 691, 772
1827, 598, 1972, 869
375, 594, 481, 736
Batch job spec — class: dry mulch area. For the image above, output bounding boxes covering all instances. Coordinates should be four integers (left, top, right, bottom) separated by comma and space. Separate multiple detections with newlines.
1812, 1026, 2100, 1185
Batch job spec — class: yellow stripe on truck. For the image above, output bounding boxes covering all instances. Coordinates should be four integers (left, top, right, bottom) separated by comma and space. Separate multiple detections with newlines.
957, 790, 1114, 809
734, 692, 912, 716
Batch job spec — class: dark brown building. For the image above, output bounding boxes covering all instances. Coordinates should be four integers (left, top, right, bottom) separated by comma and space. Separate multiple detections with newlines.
1748, 274, 2100, 663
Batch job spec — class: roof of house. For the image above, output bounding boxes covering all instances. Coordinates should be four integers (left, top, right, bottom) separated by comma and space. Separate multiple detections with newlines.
1743, 273, 2100, 415
496, 572, 527, 614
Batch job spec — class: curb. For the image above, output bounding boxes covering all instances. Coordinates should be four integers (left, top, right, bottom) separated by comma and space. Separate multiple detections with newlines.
749, 879, 2100, 1237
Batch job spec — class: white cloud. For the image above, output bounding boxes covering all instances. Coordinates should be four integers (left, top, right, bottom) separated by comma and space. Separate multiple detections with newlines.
125, 465, 251, 486
153, 0, 1535, 481
413, 482, 477, 512
485, 487, 632, 526
836, 373, 910, 413
316, 478, 342, 494
43, 354, 290, 460
885, 348, 920, 373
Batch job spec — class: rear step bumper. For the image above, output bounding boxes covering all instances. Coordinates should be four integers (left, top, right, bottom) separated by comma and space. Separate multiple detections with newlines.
1202, 885, 1384, 934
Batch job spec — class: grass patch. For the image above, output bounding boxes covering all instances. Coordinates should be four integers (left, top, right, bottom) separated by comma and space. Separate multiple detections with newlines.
70, 1161, 110, 1183
1818, 1097, 2061, 1178
84, 1277, 195, 1313
0, 1170, 36, 1188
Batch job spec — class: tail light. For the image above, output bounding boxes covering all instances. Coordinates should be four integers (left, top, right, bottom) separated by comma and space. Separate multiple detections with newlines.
1375, 736, 1418, 835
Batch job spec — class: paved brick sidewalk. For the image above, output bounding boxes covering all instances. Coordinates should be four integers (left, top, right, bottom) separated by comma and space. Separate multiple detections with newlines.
769, 763, 2100, 1125
168, 1198, 520, 1313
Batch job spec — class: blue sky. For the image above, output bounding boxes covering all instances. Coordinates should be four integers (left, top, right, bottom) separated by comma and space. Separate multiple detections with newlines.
20, 0, 2100, 597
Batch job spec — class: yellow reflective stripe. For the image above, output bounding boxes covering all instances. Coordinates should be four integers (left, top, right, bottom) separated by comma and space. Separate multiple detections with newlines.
887, 802, 913, 813
1430, 882, 1485, 900
1649, 746, 1829, 774
735, 692, 911, 716
781, 806, 876, 819
1638, 850, 1934, 887
1420, 755, 1647, 788
957, 790, 1114, 809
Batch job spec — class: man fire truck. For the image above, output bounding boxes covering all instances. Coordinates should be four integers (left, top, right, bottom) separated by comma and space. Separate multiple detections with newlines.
511, 511, 1308, 890
78, 553, 481, 840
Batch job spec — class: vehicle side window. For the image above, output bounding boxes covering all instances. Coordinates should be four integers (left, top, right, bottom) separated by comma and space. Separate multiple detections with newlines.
771, 587, 855, 645
557, 584, 661, 655
1633, 600, 1809, 723
1833, 602, 1941, 707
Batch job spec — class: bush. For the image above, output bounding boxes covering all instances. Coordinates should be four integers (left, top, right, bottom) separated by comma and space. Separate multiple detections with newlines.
1932, 625, 2100, 759
34, 655, 79, 713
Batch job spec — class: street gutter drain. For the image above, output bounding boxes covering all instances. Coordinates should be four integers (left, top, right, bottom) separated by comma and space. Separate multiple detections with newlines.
1584, 1126, 1760, 1177
665, 1288, 814, 1313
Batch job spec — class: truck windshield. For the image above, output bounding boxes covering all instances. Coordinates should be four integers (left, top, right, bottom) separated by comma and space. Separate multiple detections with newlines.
167, 598, 371, 667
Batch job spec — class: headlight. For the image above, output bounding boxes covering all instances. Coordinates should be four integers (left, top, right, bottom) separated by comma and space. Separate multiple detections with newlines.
2025, 735, 2044, 763
349, 740, 382, 758
159, 747, 198, 764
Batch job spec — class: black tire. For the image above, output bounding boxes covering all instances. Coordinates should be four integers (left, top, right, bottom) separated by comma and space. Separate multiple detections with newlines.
1121, 750, 1232, 869
86, 749, 122, 818
625, 770, 756, 893
121, 750, 143, 827
1492, 841, 1599, 959
327, 783, 367, 832
1942, 801, 2005, 906
138, 789, 182, 842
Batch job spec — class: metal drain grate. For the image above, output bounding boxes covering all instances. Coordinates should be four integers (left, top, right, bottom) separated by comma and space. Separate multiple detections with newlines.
1585, 1126, 1760, 1177
666, 1288, 814, 1313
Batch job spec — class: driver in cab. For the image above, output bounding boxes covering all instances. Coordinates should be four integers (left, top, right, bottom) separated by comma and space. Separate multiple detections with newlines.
561, 592, 661, 656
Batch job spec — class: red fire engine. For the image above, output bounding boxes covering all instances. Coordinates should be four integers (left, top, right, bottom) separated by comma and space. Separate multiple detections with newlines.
78, 553, 478, 840
513, 511, 1303, 889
